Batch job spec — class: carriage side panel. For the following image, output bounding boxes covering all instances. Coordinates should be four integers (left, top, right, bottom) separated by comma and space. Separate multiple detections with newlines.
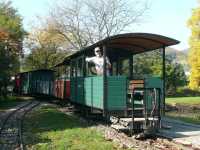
76, 77, 85, 104
84, 77, 92, 106
84, 76, 103, 109
91, 76, 103, 109
107, 76, 127, 110
70, 78, 76, 102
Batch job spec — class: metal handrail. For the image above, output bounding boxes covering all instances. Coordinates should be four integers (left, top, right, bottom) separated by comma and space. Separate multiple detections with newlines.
131, 87, 161, 132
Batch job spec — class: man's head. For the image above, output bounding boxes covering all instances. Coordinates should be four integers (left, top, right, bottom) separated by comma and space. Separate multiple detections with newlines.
94, 47, 102, 57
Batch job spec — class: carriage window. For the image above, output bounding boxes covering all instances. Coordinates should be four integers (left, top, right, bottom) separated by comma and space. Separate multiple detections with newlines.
77, 58, 83, 77
65, 66, 70, 78
112, 62, 117, 76
121, 58, 130, 76
71, 61, 76, 77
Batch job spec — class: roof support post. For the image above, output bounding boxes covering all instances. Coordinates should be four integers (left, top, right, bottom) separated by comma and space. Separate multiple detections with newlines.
103, 45, 107, 118
162, 46, 166, 115
83, 55, 86, 77
129, 55, 133, 79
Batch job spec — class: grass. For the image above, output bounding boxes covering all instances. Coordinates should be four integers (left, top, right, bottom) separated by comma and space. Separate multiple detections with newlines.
166, 96, 200, 124
0, 96, 29, 110
24, 105, 127, 150
166, 111, 200, 125
166, 97, 200, 105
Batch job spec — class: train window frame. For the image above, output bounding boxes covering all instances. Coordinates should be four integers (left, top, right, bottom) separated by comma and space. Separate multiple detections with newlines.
65, 66, 70, 79
70, 60, 76, 77
70, 56, 84, 78
121, 58, 130, 76
115, 55, 133, 79
76, 56, 84, 77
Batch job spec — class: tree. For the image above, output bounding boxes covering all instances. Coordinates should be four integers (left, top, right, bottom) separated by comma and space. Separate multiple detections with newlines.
187, 4, 200, 90
165, 58, 187, 94
133, 50, 187, 94
47, 0, 149, 50
0, 1, 25, 96
23, 26, 69, 70
133, 50, 163, 77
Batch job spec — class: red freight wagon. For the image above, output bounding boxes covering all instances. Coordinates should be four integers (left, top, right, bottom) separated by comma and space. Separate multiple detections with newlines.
65, 80, 70, 98
54, 79, 70, 100
54, 80, 64, 99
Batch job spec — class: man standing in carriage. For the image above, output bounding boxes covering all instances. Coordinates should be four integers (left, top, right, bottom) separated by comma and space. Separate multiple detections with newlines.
86, 47, 111, 75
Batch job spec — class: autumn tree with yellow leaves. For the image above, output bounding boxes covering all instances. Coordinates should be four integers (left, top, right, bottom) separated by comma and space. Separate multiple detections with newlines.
23, 25, 69, 71
188, 3, 200, 90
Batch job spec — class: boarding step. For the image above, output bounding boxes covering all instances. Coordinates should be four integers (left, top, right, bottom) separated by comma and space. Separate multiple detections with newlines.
127, 107, 144, 111
119, 117, 159, 127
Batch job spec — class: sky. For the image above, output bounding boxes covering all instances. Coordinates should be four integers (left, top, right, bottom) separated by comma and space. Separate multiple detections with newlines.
10, 0, 198, 50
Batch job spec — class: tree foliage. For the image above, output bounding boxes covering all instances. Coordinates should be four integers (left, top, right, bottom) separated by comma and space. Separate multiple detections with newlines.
187, 4, 200, 90
0, 1, 25, 96
23, 26, 69, 70
133, 50, 187, 94
165, 57, 187, 94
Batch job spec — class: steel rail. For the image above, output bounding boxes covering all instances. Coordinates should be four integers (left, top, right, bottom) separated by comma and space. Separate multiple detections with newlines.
0, 100, 40, 150
0, 101, 34, 135
19, 101, 41, 150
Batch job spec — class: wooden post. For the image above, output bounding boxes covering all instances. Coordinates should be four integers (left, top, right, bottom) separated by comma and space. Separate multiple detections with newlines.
162, 47, 166, 115
129, 55, 133, 79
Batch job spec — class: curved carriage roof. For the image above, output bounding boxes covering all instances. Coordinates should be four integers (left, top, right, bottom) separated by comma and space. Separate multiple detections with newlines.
87, 33, 179, 51
56, 33, 179, 66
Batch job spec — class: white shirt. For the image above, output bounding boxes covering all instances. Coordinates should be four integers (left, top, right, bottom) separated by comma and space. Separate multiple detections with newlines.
86, 56, 111, 75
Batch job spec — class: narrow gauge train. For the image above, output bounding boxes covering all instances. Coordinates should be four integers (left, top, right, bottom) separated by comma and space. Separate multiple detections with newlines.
15, 33, 179, 134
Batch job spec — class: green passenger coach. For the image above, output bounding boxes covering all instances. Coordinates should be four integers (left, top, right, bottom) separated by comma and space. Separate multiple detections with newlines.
59, 33, 179, 133
18, 69, 54, 96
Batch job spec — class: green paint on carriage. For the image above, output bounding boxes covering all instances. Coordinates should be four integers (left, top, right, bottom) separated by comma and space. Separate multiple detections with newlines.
70, 77, 76, 102
71, 76, 103, 109
71, 75, 163, 112
91, 76, 103, 109
76, 77, 84, 104
107, 76, 127, 110
84, 77, 93, 106
71, 76, 127, 110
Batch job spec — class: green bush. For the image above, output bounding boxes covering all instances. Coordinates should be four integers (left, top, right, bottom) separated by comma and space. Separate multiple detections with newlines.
167, 86, 200, 97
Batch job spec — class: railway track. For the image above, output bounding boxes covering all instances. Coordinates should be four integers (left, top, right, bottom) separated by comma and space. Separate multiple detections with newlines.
0, 101, 41, 150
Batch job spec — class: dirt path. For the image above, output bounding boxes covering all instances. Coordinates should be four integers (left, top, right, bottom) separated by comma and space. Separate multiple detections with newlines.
159, 117, 200, 149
